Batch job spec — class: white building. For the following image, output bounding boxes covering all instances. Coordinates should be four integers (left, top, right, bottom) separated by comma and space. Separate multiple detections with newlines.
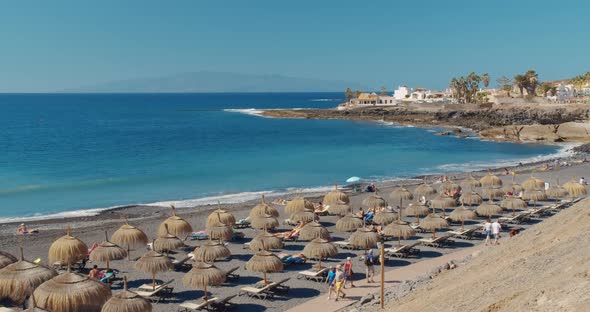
556, 83, 575, 101
393, 86, 411, 100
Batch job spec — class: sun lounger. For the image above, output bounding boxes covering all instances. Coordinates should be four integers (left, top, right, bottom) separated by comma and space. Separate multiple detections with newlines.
189, 231, 209, 240
448, 228, 478, 240
409, 223, 426, 233
266, 277, 290, 293
135, 279, 175, 303
384, 242, 421, 258
224, 266, 240, 280
238, 283, 276, 300
173, 256, 192, 270
209, 294, 237, 312
499, 212, 531, 224
419, 234, 456, 248
334, 241, 360, 250
297, 268, 328, 282
528, 206, 553, 218
0, 307, 18, 312
234, 218, 251, 229
178, 297, 218, 312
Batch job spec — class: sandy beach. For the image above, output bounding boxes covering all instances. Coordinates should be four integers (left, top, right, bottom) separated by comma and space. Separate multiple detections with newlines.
1, 155, 588, 311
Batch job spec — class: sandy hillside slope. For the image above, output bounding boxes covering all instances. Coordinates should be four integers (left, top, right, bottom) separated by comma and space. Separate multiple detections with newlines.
388, 199, 590, 312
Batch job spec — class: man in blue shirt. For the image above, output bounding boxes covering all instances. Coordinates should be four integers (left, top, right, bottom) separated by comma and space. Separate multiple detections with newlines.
326, 266, 336, 300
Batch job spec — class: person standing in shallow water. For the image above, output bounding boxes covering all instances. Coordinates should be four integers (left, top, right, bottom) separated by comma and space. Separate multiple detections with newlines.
483, 218, 492, 246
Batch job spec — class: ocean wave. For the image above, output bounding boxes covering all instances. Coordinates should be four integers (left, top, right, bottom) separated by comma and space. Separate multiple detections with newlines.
430, 143, 578, 173
0, 207, 112, 224
223, 108, 266, 117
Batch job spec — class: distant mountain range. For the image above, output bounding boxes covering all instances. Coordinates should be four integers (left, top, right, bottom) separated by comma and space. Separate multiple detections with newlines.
68, 71, 368, 93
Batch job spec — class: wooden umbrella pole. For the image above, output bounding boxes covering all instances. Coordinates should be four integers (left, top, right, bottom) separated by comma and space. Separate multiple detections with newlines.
152, 272, 156, 291
106, 259, 110, 270
203, 284, 208, 301
380, 242, 385, 309
127, 245, 131, 261
264, 272, 268, 285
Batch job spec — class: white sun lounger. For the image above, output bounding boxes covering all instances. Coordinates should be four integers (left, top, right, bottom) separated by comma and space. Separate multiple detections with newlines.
178, 297, 218, 311
334, 241, 360, 250
297, 268, 328, 282
419, 234, 456, 248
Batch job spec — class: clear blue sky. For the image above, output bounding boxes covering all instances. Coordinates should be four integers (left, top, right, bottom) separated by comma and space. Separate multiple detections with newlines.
1, 0, 588, 92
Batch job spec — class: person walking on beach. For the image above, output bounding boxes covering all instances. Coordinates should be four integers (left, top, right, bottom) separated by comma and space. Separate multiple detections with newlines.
491, 219, 502, 245
483, 218, 492, 246
343, 257, 355, 288
364, 250, 375, 283
326, 266, 336, 300
334, 265, 346, 301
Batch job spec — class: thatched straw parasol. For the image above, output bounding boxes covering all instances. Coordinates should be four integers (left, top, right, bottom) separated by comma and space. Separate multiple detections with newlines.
563, 179, 587, 196
335, 215, 364, 233
303, 238, 337, 269
135, 250, 173, 290
476, 201, 504, 218
299, 221, 330, 240
101, 276, 152, 312
406, 202, 430, 224
157, 205, 193, 238
0, 248, 57, 305
547, 180, 569, 199
327, 201, 351, 216
449, 206, 477, 230
419, 214, 448, 238
183, 262, 226, 302
500, 197, 528, 215
522, 189, 548, 207
89, 231, 127, 269
245, 250, 283, 285
285, 196, 315, 216
250, 214, 279, 230
439, 180, 460, 193
323, 184, 350, 205
206, 221, 233, 241
289, 209, 316, 224
249, 195, 279, 218
383, 220, 416, 247
206, 209, 236, 228
192, 241, 231, 262
363, 192, 387, 210
430, 195, 457, 216
414, 182, 437, 197
25, 295, 50, 312
153, 233, 184, 254
522, 176, 545, 191
373, 211, 398, 225
459, 192, 482, 206
111, 219, 149, 260
349, 227, 379, 250
462, 175, 482, 190
250, 231, 283, 251
480, 172, 503, 187
503, 183, 524, 193
482, 187, 505, 200
389, 186, 414, 220
48, 226, 88, 265
0, 251, 16, 269
33, 270, 112, 312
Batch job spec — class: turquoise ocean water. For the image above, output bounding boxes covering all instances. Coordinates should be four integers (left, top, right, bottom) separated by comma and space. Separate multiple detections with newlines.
0, 93, 563, 222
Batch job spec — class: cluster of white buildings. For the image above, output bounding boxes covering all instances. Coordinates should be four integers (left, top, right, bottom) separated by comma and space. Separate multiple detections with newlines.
340, 86, 451, 109
547, 83, 590, 102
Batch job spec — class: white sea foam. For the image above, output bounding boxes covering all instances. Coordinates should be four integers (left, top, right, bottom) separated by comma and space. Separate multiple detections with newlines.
0, 207, 113, 224
430, 143, 579, 173
223, 108, 266, 117
310, 99, 335, 102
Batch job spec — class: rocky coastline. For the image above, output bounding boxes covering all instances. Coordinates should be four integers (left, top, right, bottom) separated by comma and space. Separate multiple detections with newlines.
261, 103, 590, 143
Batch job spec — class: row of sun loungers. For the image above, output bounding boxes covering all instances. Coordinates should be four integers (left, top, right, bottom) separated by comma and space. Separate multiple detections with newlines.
178, 295, 237, 312
134, 279, 175, 303
419, 234, 456, 248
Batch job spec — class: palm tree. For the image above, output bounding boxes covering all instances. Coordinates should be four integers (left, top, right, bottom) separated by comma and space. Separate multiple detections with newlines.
380, 86, 387, 96
514, 74, 527, 96
525, 70, 539, 95
482, 73, 490, 88
355, 90, 362, 98
345, 88, 353, 103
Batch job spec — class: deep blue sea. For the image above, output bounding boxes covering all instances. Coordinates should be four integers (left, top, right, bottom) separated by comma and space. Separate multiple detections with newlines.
0, 93, 563, 222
